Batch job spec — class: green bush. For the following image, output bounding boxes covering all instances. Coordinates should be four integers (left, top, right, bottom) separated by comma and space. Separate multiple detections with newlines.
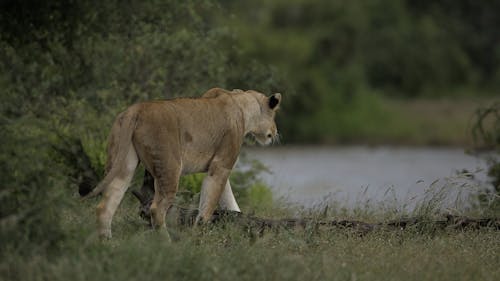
245, 183, 274, 210
0, 0, 280, 254
0, 118, 67, 253
471, 102, 500, 214
175, 154, 274, 212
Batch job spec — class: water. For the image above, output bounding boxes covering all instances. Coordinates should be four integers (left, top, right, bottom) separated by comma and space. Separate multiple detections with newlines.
242, 146, 490, 210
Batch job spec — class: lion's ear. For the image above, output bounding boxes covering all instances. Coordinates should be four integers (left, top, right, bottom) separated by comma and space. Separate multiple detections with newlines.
269, 93, 281, 110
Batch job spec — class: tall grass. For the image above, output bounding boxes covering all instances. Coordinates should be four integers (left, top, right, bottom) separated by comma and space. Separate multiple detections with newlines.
1, 174, 499, 281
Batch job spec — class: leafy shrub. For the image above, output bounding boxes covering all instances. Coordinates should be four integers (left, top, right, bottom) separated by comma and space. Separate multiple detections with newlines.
244, 182, 274, 210
175, 154, 274, 212
0, 118, 68, 253
0, 0, 281, 254
471, 102, 500, 214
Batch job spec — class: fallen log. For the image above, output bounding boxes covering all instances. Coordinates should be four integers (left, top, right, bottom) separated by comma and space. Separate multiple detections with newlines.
185, 208, 500, 235
131, 177, 500, 235
133, 199, 500, 235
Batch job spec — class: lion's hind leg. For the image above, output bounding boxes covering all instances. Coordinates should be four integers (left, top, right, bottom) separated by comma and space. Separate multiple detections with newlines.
96, 144, 138, 239
149, 164, 181, 239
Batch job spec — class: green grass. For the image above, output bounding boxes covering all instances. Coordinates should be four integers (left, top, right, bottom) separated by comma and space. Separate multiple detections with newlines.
311, 96, 496, 146
1, 192, 499, 281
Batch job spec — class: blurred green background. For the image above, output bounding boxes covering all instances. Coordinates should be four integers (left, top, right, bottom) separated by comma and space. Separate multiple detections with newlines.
1, 0, 499, 252
2, 0, 499, 147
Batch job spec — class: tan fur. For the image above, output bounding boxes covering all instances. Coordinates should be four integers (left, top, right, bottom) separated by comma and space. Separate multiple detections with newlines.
86, 88, 281, 239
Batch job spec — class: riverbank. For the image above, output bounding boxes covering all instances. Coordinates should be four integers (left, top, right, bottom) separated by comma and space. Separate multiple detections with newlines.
292, 97, 495, 147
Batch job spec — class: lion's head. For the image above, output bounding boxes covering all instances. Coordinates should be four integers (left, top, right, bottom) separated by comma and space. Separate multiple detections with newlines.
241, 90, 281, 146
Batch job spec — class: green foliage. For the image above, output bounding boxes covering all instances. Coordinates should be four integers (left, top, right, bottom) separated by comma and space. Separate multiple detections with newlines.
175, 154, 274, 212
221, 0, 500, 143
0, 117, 67, 252
230, 154, 274, 211
472, 102, 500, 151
0, 0, 281, 254
179, 174, 206, 196
471, 102, 500, 213
245, 183, 274, 209
225, 0, 499, 96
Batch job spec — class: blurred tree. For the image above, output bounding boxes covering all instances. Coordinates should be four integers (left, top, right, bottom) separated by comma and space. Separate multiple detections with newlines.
407, 0, 500, 85
220, 0, 500, 142
223, 0, 499, 97
0, 0, 281, 251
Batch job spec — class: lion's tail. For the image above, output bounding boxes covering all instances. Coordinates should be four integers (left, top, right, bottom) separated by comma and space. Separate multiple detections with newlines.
81, 108, 139, 199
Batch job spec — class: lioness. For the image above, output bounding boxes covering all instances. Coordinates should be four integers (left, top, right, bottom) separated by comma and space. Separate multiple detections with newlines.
84, 88, 281, 238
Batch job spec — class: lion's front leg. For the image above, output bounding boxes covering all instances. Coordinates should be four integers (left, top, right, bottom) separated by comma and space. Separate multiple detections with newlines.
197, 165, 232, 223
218, 180, 241, 212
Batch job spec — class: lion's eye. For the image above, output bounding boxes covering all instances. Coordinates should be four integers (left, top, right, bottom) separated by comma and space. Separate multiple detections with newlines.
267, 134, 272, 138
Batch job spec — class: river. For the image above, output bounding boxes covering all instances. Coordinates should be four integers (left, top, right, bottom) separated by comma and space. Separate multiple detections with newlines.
242, 146, 490, 210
